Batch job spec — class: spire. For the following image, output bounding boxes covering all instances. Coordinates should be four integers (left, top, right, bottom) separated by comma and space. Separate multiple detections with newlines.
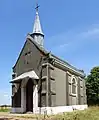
31, 1, 44, 47
33, 3, 44, 35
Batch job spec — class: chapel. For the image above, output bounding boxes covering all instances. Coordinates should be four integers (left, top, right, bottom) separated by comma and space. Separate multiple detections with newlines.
10, 3, 87, 114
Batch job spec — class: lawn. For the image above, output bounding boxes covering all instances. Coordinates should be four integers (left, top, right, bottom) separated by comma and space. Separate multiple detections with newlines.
49, 106, 99, 120
0, 107, 10, 112
0, 106, 99, 120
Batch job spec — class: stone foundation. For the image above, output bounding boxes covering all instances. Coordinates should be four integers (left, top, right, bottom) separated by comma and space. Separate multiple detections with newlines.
11, 105, 88, 114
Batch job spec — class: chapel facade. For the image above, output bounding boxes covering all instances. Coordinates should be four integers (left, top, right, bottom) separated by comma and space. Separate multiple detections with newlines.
10, 4, 87, 114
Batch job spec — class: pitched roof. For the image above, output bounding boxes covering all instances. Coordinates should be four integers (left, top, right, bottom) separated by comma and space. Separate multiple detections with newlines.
13, 34, 85, 77
27, 34, 85, 77
51, 54, 85, 77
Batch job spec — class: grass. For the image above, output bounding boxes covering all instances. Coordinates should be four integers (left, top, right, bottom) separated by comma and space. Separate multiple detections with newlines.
47, 106, 99, 120
0, 107, 10, 112
0, 106, 99, 120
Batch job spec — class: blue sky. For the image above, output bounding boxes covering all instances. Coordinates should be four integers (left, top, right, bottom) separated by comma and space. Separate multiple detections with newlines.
0, 0, 99, 105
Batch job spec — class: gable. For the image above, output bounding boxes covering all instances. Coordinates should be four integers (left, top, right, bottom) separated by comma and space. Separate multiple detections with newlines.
13, 34, 85, 77
13, 38, 45, 76
13, 34, 49, 70
13, 40, 27, 71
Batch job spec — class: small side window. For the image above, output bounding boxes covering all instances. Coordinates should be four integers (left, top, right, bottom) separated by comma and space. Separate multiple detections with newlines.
71, 76, 77, 96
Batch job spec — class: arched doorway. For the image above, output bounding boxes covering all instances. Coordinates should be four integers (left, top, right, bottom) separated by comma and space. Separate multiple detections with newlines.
26, 78, 33, 112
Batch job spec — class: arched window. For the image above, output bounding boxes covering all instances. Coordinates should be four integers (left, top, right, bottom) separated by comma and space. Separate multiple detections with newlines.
71, 76, 77, 96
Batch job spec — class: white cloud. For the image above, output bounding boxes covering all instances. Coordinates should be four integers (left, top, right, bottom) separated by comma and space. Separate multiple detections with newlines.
47, 24, 99, 54
79, 27, 99, 39
4, 94, 9, 97
0, 89, 11, 105
45, 24, 99, 75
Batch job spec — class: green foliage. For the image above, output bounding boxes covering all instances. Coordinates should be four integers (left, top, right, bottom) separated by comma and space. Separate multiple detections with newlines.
86, 66, 99, 105
0, 108, 10, 112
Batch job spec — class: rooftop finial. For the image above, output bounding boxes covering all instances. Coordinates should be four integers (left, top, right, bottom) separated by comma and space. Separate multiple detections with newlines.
32, 0, 44, 47
35, 0, 40, 14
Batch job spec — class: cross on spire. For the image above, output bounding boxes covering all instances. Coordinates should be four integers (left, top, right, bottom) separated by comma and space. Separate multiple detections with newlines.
32, 0, 44, 47
35, 0, 40, 12
32, 0, 44, 35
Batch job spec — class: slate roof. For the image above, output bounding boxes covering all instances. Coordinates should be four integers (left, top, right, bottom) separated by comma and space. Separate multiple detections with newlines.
27, 34, 85, 77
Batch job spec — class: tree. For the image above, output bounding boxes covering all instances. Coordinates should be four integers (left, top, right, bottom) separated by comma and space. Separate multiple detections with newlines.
86, 66, 99, 105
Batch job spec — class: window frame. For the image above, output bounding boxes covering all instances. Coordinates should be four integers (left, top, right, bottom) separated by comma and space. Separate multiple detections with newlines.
71, 75, 77, 96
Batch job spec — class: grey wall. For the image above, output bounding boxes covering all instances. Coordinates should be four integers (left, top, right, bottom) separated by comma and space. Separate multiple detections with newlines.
12, 38, 48, 108
51, 67, 67, 106
50, 64, 87, 107
12, 38, 87, 108
13, 39, 43, 77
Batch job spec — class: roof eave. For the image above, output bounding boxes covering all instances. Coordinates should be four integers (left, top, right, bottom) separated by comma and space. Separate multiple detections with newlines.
50, 54, 85, 77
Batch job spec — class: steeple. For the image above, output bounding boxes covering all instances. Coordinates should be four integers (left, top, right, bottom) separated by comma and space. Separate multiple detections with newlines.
31, 2, 44, 47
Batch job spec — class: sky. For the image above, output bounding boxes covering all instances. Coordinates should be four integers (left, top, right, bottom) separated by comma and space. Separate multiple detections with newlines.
0, 0, 99, 105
